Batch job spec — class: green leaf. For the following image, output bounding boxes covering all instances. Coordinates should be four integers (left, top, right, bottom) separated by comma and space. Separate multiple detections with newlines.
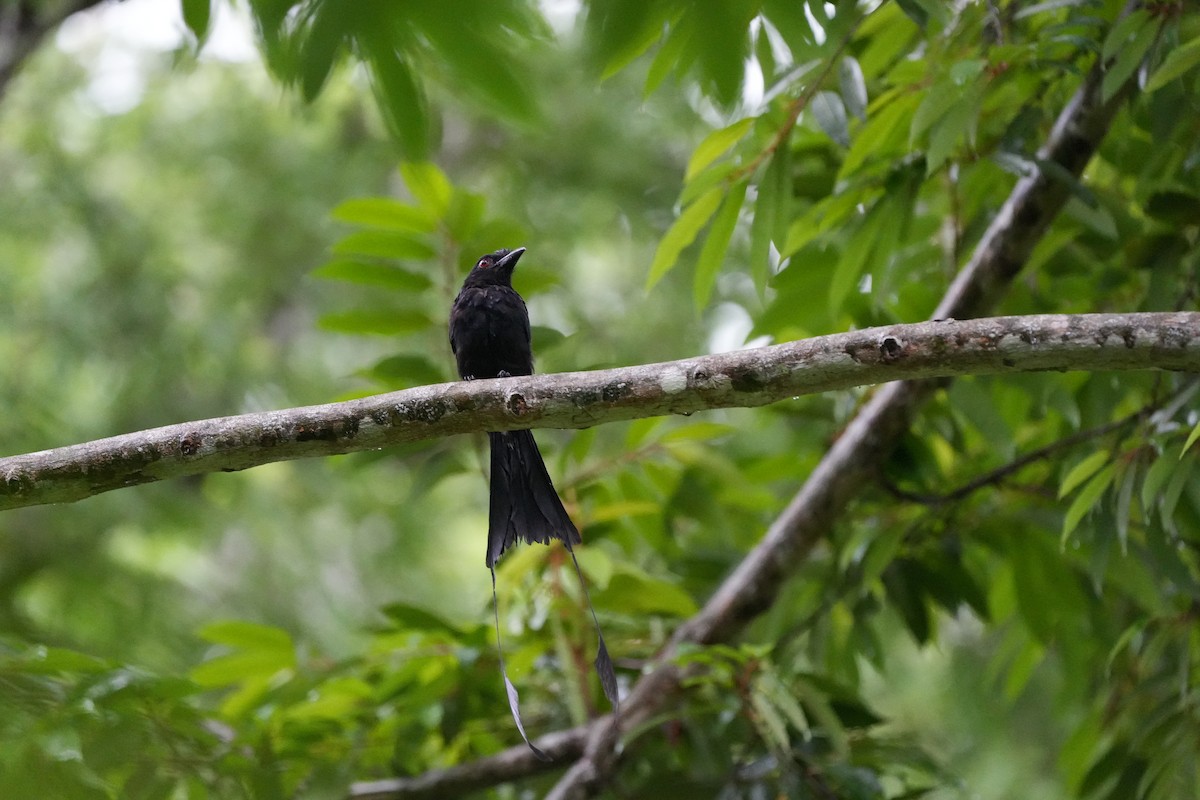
1059, 450, 1109, 498
893, 0, 928, 28
318, 309, 432, 336
840, 91, 920, 178
1013, 0, 1094, 20
949, 59, 987, 85
758, 669, 810, 739
839, 57, 868, 121
1141, 445, 1177, 512
181, 0, 212, 43
647, 187, 724, 290
197, 620, 294, 651
1145, 35, 1200, 93
531, 325, 567, 351
748, 146, 790, 297
190, 651, 293, 688
313, 259, 433, 291
1158, 454, 1194, 534
1182, 419, 1200, 457
596, 566, 697, 616
828, 201, 884, 313
1102, 10, 1149, 61
659, 421, 739, 442
1101, 12, 1157, 103
297, 2, 344, 101
679, 161, 737, 206
588, 501, 662, 524
8, 645, 110, 674
380, 601, 465, 634
644, 21, 690, 97
331, 198, 437, 232
575, 547, 613, 589
910, 80, 961, 142
693, 181, 746, 309
366, 354, 446, 387
362, 41, 431, 158
400, 162, 454, 217
445, 190, 486, 241
925, 88, 980, 175
794, 678, 849, 757
686, 118, 755, 182
1114, 461, 1135, 555
332, 230, 437, 260
588, 0, 674, 80
811, 91, 850, 148
1061, 463, 1116, 543
750, 689, 792, 752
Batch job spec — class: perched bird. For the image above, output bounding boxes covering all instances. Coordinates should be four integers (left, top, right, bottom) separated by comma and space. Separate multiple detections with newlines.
449, 247, 617, 758
448, 247, 580, 566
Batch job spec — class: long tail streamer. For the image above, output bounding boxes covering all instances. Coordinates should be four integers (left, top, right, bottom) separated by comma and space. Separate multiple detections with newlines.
489, 543, 620, 760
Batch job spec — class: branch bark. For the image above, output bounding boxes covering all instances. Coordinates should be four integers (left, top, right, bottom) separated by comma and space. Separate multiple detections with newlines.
0, 0, 107, 97
2, 312, 1196, 512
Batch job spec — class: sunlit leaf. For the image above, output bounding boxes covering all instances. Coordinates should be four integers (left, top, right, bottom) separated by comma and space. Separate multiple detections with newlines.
332, 230, 437, 260
686, 118, 755, 182
693, 181, 746, 309
925, 88, 980, 174
1061, 464, 1116, 543
400, 162, 454, 217
331, 198, 437, 232
367, 354, 446, 387
587, 501, 661, 524
313, 259, 433, 291
1145, 35, 1200, 93
318, 309, 432, 336
647, 187, 724, 290
197, 620, 294, 652
1182, 420, 1200, 457
1013, 0, 1095, 20
1059, 450, 1109, 498
1101, 11, 1156, 102
841, 91, 920, 178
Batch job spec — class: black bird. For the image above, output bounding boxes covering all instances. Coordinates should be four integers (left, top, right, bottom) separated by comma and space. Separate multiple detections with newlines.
448, 246, 580, 566
449, 247, 617, 757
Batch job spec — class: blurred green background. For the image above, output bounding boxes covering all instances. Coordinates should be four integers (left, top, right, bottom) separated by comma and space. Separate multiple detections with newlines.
1, 1, 1198, 798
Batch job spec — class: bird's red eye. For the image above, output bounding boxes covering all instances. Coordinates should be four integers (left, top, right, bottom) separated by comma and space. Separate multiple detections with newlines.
477, 258, 491, 269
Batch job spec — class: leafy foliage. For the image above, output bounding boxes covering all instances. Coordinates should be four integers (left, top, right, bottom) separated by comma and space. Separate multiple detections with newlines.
1, 1, 1199, 799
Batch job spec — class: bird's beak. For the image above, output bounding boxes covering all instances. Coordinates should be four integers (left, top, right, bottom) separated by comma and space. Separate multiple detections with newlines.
496, 247, 526, 273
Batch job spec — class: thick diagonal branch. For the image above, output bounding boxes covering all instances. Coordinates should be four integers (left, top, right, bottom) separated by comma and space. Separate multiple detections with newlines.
2, 313, 1196, 512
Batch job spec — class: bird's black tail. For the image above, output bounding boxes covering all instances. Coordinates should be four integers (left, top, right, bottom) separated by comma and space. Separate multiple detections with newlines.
486, 430, 580, 568
485, 429, 619, 760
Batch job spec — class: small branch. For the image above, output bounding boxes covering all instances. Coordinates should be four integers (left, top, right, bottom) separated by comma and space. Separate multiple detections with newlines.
0, 0, 107, 97
880, 402, 1154, 505
1, 313, 1196, 512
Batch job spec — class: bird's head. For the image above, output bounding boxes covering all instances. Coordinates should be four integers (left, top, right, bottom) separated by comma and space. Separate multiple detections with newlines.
463, 247, 525, 287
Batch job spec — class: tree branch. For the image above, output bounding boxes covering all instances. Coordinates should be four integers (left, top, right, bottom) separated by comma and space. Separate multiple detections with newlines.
0, 0, 107, 97
878, 397, 1164, 506
1, 312, 1196, 512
